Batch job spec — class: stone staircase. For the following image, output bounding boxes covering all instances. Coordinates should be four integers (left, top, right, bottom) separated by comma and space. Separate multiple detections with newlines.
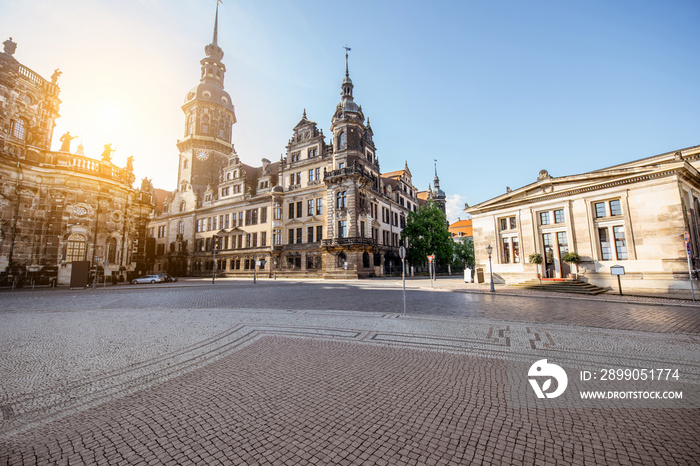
512, 278, 608, 295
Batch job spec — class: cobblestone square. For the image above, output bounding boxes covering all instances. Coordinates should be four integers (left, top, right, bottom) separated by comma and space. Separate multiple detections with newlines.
1, 280, 699, 465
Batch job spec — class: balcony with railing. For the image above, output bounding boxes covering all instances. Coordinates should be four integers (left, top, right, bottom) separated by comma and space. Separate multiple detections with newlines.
54, 152, 135, 185
323, 166, 382, 194
322, 236, 377, 247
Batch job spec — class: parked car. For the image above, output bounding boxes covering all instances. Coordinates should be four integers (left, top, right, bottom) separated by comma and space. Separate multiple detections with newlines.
157, 273, 177, 283
131, 275, 164, 284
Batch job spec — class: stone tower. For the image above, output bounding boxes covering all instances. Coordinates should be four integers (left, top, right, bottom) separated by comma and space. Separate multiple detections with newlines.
175, 3, 236, 203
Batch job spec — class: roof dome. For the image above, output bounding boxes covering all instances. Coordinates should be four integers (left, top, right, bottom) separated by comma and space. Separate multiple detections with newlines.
184, 81, 234, 111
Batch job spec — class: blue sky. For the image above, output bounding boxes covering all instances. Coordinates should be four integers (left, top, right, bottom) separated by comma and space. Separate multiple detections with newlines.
2, 0, 698, 222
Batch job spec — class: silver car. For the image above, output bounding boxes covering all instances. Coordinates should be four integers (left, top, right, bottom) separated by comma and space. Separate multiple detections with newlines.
131, 274, 164, 284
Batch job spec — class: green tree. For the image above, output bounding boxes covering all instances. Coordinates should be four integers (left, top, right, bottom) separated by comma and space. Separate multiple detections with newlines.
452, 237, 474, 270
401, 200, 454, 267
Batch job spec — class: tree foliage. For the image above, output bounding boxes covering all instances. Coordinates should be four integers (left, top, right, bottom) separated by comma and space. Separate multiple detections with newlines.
452, 237, 475, 270
401, 200, 453, 266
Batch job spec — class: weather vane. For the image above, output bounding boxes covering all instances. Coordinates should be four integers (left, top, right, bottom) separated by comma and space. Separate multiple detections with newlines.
344, 45, 351, 76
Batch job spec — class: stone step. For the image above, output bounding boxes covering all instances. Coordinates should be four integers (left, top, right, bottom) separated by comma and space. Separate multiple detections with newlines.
512, 279, 608, 295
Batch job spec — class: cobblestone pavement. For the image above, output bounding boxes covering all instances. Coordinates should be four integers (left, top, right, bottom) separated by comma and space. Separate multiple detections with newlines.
2, 279, 700, 334
1, 282, 699, 465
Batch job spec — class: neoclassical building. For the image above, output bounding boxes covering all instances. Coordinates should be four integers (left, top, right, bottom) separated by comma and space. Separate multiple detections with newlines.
0, 38, 154, 285
466, 145, 700, 293
148, 9, 443, 278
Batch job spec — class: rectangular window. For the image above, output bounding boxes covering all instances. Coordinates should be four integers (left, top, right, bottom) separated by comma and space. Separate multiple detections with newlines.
245, 210, 251, 226
599, 227, 612, 260
296, 172, 301, 185
614, 226, 627, 259
288, 229, 294, 245
308, 199, 314, 216
296, 228, 303, 244
232, 213, 237, 227
260, 207, 267, 223
289, 203, 295, 219
225, 214, 230, 229
557, 232, 569, 264
315, 167, 321, 181
338, 221, 347, 238
261, 232, 267, 247
308, 226, 314, 243
308, 169, 314, 182
502, 237, 511, 264
213, 217, 218, 230
274, 207, 281, 220
207, 217, 212, 231
246, 234, 251, 248
251, 209, 258, 225
296, 201, 302, 218
540, 212, 550, 225
316, 225, 323, 242
512, 236, 520, 263
595, 202, 606, 218
316, 198, 323, 215
610, 200, 622, 216
509, 217, 517, 229
554, 209, 565, 223
252, 232, 257, 248
289, 174, 295, 186
273, 230, 281, 246
360, 221, 365, 238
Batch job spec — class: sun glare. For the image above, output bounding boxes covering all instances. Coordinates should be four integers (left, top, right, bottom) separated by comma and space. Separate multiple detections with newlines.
96, 101, 127, 129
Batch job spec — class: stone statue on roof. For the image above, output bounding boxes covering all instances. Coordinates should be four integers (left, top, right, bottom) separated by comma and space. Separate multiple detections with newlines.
3, 37, 17, 55
101, 144, 115, 162
59, 131, 77, 152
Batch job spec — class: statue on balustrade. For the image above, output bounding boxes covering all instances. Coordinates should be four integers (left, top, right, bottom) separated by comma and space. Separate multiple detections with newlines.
101, 144, 115, 162
59, 131, 77, 152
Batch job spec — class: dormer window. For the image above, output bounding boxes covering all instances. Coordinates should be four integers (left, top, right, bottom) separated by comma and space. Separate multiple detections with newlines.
291, 152, 301, 162
227, 172, 232, 180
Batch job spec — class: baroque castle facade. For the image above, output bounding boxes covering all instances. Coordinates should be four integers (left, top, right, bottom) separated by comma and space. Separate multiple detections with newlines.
0, 37, 154, 285
148, 9, 445, 278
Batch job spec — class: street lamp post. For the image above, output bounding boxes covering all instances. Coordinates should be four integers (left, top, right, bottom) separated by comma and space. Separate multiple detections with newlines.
486, 244, 495, 293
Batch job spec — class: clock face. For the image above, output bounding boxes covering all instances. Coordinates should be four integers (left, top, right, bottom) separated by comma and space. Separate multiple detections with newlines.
196, 149, 209, 161
73, 206, 88, 216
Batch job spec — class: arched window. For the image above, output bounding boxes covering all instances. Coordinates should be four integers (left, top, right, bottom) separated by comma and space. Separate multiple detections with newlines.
227, 172, 232, 180
66, 234, 87, 262
337, 252, 347, 268
338, 131, 346, 150
180, 201, 186, 212
178, 221, 184, 235
362, 251, 370, 268
107, 237, 117, 264
180, 181, 187, 192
